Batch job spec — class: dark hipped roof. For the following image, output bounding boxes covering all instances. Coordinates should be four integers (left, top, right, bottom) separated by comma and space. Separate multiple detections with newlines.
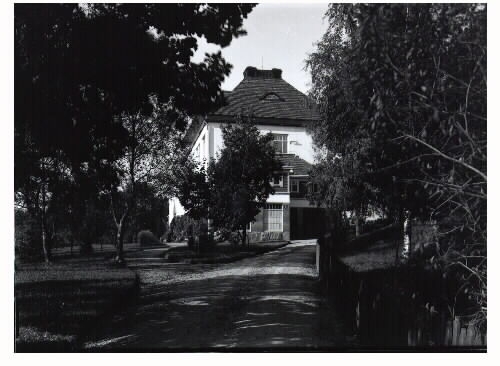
279, 154, 312, 176
209, 66, 320, 123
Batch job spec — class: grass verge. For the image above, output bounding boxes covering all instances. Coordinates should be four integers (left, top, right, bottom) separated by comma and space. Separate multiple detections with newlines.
15, 261, 138, 352
164, 241, 289, 264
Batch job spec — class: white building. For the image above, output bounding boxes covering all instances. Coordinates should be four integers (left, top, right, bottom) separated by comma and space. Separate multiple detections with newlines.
169, 66, 325, 240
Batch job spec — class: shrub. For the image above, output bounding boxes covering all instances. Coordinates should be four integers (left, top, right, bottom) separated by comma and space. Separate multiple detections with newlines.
168, 215, 194, 242
168, 215, 210, 243
181, 218, 215, 252
137, 230, 162, 247
229, 232, 241, 246
214, 229, 231, 243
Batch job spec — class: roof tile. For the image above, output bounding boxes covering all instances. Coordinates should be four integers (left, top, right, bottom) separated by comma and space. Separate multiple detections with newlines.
213, 68, 320, 122
278, 154, 312, 176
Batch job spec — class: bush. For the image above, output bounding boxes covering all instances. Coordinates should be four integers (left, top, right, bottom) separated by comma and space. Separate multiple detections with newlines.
183, 218, 215, 252
15, 210, 43, 262
168, 215, 210, 242
137, 230, 162, 247
214, 229, 231, 243
229, 232, 241, 246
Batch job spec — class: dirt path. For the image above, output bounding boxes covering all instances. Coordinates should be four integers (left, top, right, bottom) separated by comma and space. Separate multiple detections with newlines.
84, 240, 357, 351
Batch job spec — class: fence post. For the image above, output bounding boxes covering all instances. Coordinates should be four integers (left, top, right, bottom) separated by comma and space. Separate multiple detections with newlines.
15, 299, 19, 339
316, 239, 320, 274
452, 317, 461, 345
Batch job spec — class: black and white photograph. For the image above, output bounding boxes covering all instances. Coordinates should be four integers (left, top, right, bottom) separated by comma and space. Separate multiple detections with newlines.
9, 1, 488, 353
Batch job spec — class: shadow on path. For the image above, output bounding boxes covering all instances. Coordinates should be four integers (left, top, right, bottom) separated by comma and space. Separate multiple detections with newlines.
84, 240, 357, 351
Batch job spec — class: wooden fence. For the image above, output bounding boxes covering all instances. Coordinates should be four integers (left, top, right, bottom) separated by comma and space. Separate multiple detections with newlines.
318, 231, 486, 348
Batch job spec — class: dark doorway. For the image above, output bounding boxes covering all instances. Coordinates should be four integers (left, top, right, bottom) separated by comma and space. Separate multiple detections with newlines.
290, 207, 326, 240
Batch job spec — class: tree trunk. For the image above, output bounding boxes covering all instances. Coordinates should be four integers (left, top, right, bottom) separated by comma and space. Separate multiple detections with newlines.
241, 227, 247, 247
41, 212, 50, 264
40, 184, 50, 264
79, 202, 94, 255
403, 210, 411, 258
114, 210, 129, 264
354, 210, 361, 237
394, 208, 405, 264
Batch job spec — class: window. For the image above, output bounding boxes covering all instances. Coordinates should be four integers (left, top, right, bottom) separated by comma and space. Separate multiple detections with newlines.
272, 134, 288, 154
299, 181, 308, 193
270, 175, 283, 187
246, 222, 252, 232
263, 204, 283, 232
262, 92, 282, 101
291, 179, 311, 194
308, 182, 320, 194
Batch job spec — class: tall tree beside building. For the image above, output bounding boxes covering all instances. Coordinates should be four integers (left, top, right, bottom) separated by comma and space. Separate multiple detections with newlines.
177, 119, 282, 246
307, 3, 486, 323
208, 119, 282, 246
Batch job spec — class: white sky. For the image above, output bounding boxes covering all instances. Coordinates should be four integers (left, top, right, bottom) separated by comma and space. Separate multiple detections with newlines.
193, 2, 329, 94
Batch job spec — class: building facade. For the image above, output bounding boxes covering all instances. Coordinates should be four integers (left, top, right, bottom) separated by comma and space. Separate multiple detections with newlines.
169, 66, 325, 241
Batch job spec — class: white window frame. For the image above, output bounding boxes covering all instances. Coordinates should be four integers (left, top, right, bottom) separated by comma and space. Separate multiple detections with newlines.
272, 134, 288, 154
263, 203, 283, 232
270, 175, 284, 187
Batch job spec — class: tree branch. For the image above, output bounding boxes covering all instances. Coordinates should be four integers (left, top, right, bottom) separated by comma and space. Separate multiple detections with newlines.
402, 134, 487, 181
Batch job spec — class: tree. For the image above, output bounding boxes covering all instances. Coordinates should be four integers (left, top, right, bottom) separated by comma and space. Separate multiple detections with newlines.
177, 118, 281, 246
308, 151, 377, 237
110, 98, 189, 263
14, 129, 76, 263
175, 156, 211, 222
15, 3, 255, 164
307, 4, 486, 324
15, 3, 256, 261
208, 119, 281, 246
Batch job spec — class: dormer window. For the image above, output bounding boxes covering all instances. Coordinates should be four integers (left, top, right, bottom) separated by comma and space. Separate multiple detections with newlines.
261, 92, 284, 101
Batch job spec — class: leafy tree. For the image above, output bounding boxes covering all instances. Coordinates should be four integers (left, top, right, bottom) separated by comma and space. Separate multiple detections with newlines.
110, 98, 189, 262
209, 119, 281, 246
175, 156, 211, 221
177, 119, 281, 246
15, 3, 255, 164
129, 182, 169, 241
307, 4, 486, 323
14, 146, 74, 263
15, 3, 256, 261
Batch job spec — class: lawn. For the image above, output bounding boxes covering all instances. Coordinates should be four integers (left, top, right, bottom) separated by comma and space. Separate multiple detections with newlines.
15, 259, 138, 352
14, 240, 287, 351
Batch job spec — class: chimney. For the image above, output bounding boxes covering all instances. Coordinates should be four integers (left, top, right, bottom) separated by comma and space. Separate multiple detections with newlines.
243, 66, 282, 79
271, 68, 282, 79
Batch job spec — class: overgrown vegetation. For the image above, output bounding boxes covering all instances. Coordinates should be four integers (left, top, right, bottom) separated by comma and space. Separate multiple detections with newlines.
307, 3, 486, 327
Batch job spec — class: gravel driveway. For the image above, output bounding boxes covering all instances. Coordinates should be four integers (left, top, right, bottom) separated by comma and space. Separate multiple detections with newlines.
84, 240, 357, 351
